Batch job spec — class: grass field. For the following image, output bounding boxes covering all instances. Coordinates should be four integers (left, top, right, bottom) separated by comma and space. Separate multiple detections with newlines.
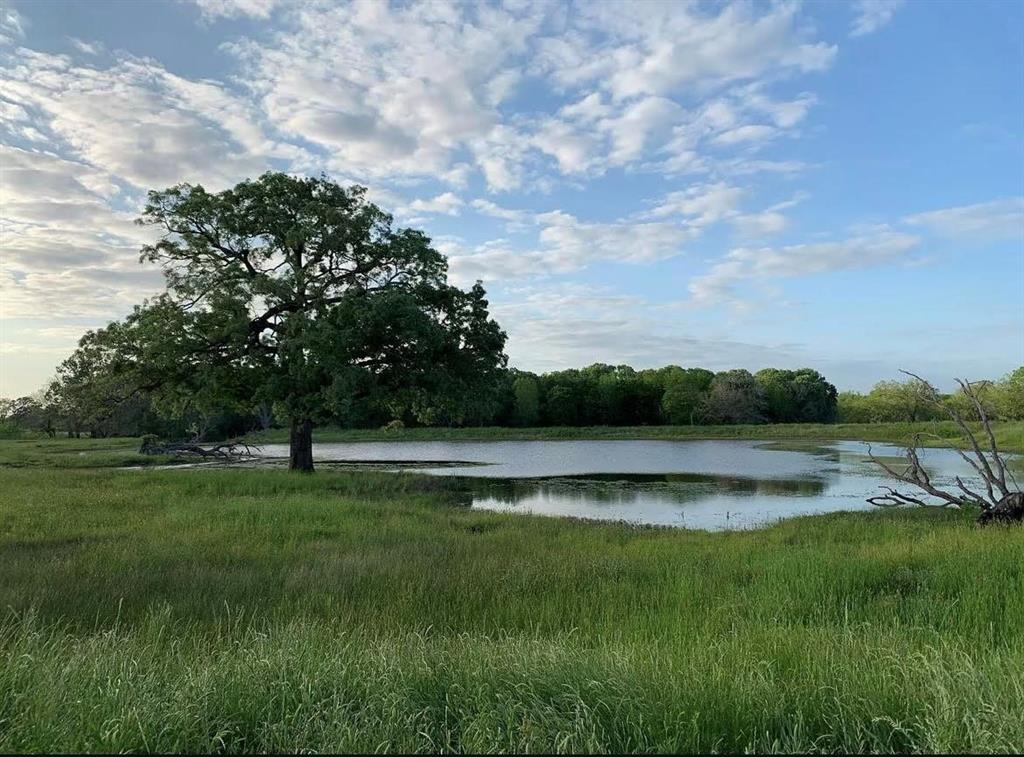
1, 437, 1022, 752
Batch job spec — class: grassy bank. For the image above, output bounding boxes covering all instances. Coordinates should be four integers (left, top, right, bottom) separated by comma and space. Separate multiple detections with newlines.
1, 456, 1022, 752
250, 420, 1024, 454
0, 436, 177, 468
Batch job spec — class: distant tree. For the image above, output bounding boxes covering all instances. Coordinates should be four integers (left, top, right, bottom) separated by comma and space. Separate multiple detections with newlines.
48, 322, 143, 438
754, 368, 837, 423
1, 394, 56, 436
512, 375, 540, 427
699, 369, 767, 424
865, 379, 942, 422
996, 366, 1024, 420
945, 380, 1002, 422
755, 369, 800, 423
661, 368, 714, 425
543, 385, 579, 426
790, 368, 838, 423
836, 391, 872, 423
135, 172, 507, 470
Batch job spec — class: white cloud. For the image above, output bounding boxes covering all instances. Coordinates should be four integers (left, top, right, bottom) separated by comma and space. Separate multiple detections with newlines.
209, 1, 833, 190
530, 118, 603, 175
600, 96, 684, 165
0, 50, 289, 191
642, 183, 745, 226
401, 192, 464, 217
540, 1, 836, 100
495, 283, 806, 374
0, 8, 26, 39
903, 198, 1024, 242
68, 38, 102, 56
192, 0, 281, 21
712, 124, 777, 147
470, 199, 532, 230
850, 0, 904, 37
730, 193, 807, 239
689, 231, 921, 307
732, 211, 789, 238
226, 2, 544, 188
447, 208, 696, 285
0, 146, 165, 319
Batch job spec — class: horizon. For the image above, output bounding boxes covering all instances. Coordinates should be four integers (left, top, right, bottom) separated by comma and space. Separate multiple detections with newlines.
1, 0, 1022, 397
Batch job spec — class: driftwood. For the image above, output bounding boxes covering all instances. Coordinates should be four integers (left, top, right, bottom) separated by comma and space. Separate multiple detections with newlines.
866, 371, 1021, 524
139, 436, 260, 461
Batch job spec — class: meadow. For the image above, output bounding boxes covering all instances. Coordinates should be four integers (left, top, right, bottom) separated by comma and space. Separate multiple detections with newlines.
0, 435, 1022, 753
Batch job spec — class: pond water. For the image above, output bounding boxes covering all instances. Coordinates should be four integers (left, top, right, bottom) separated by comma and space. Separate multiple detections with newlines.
254, 439, 990, 530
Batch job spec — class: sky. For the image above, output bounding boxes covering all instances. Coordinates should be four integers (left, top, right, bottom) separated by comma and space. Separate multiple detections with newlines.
0, 0, 1022, 398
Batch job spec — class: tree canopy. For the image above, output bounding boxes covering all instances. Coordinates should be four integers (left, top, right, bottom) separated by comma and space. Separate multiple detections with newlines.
41, 173, 509, 469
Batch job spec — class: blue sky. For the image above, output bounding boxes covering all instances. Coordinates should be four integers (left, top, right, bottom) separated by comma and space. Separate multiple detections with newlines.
1, 0, 1022, 397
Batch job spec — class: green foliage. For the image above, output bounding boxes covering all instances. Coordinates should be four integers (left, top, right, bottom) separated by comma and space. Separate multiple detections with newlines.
660, 367, 714, 425
755, 368, 838, 423
38, 173, 508, 459
837, 371, 1024, 425
512, 374, 540, 426
0, 394, 57, 437
699, 369, 768, 424
136, 175, 507, 442
997, 366, 1024, 420
0, 465, 1022, 752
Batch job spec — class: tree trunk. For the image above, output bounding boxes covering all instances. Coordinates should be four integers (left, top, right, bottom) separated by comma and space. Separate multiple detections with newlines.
289, 418, 315, 472
977, 492, 1024, 526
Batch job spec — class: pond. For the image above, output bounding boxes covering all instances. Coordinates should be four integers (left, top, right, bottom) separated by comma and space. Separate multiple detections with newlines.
253, 439, 989, 530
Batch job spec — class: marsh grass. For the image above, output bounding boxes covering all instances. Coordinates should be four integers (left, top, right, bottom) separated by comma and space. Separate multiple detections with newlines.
0, 437, 178, 468
0, 457, 1022, 752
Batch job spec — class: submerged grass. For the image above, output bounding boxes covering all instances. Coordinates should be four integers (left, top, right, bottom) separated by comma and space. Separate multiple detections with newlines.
0, 447, 1022, 752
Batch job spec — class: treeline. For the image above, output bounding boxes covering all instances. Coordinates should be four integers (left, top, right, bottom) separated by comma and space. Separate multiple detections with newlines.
496, 366, 837, 427
837, 369, 1024, 423
3, 364, 838, 438
4, 364, 1021, 440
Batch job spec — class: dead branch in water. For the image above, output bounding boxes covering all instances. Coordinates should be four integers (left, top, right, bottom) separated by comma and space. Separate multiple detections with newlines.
865, 371, 1021, 524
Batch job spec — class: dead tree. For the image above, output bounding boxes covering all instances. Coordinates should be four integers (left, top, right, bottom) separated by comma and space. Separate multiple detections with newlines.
866, 371, 1022, 525
139, 435, 260, 462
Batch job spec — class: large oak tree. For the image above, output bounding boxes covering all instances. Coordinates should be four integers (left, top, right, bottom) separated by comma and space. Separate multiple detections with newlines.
133, 172, 507, 471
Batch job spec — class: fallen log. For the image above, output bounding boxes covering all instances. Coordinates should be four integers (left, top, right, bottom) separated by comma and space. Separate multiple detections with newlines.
139, 435, 260, 461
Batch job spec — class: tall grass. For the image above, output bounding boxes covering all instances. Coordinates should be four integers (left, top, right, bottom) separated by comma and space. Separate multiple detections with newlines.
1, 466, 1022, 752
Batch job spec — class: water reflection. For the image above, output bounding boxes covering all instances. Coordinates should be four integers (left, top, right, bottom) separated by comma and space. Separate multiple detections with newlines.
252, 439, 996, 530
476, 473, 828, 502
468, 472, 833, 530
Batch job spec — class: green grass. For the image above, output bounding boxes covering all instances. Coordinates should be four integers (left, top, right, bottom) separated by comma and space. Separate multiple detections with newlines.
0, 436, 178, 468
250, 420, 1024, 454
0, 452, 1022, 753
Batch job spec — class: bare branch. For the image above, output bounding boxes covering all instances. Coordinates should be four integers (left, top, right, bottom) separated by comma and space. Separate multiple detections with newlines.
899, 370, 1007, 503
955, 378, 1010, 494
866, 443, 968, 508
866, 372, 1021, 518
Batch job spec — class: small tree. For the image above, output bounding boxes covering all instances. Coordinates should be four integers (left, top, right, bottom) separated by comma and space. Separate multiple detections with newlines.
866, 371, 1022, 525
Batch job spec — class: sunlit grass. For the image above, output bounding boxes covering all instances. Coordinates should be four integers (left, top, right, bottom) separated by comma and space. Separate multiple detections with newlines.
1, 464, 1021, 752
